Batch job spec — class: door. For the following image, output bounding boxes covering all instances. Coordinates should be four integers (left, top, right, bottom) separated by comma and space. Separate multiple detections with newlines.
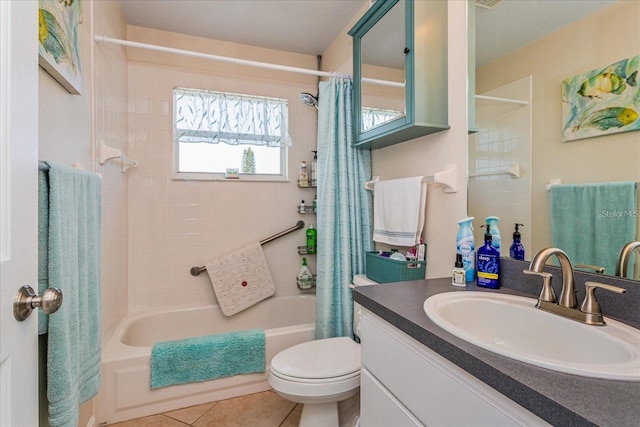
0, 1, 40, 426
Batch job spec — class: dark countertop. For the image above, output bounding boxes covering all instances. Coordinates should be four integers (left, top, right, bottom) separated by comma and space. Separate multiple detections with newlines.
354, 276, 640, 427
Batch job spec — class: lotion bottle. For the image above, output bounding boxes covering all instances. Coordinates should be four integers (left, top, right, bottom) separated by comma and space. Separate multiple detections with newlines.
297, 257, 314, 289
477, 223, 500, 289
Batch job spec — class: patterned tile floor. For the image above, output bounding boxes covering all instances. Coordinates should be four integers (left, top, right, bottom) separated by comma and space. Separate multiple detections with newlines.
108, 390, 302, 427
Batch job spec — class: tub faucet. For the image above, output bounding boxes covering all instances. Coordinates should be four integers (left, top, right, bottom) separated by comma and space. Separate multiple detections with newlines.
523, 247, 626, 325
615, 241, 640, 279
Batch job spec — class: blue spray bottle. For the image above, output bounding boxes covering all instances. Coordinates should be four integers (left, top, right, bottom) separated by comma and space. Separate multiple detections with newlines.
456, 217, 475, 282
477, 223, 500, 289
485, 216, 501, 254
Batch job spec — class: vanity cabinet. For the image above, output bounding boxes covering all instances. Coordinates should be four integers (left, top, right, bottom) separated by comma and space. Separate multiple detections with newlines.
349, 0, 449, 150
359, 309, 548, 426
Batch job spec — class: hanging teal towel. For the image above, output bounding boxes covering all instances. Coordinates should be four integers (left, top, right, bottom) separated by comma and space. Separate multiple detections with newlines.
150, 329, 265, 389
44, 161, 102, 427
550, 181, 637, 275
38, 169, 50, 335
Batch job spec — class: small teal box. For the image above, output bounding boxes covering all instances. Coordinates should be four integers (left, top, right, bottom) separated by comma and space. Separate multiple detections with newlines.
365, 251, 426, 283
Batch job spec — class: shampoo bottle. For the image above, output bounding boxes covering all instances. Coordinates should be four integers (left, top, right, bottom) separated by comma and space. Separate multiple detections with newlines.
456, 217, 475, 282
485, 216, 501, 254
299, 161, 309, 187
306, 224, 317, 254
297, 257, 314, 289
310, 151, 318, 187
477, 223, 500, 289
509, 223, 525, 260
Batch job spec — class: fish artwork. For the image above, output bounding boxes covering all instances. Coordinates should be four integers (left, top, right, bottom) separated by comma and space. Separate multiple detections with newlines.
572, 107, 639, 132
39, 8, 74, 70
578, 70, 637, 99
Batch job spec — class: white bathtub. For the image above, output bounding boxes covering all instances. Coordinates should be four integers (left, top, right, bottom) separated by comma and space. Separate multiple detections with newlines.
96, 295, 316, 425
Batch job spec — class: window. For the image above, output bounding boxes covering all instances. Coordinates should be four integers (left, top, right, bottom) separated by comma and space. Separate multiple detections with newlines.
173, 88, 290, 180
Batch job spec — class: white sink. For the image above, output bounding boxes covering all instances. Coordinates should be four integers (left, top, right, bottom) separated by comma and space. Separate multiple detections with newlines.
423, 291, 640, 381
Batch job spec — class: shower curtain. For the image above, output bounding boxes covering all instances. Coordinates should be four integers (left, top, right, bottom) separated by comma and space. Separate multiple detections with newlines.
315, 75, 374, 339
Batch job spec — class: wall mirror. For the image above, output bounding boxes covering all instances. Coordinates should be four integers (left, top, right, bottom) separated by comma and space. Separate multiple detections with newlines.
468, 0, 639, 280
359, 0, 406, 134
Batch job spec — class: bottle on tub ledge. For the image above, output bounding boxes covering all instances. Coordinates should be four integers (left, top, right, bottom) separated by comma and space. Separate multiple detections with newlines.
477, 222, 500, 289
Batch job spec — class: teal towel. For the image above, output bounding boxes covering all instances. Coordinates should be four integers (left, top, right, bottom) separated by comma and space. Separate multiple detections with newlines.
550, 181, 637, 275
150, 329, 265, 389
38, 169, 50, 335
45, 161, 102, 427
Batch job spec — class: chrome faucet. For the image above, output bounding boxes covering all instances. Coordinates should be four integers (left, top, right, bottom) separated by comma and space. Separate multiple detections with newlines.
523, 247, 626, 326
615, 241, 640, 278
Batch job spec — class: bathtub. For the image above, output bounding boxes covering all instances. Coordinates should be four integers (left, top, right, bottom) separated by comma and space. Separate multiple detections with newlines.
96, 295, 316, 425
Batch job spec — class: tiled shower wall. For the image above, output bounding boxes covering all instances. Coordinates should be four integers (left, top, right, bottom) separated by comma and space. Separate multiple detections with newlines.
126, 35, 319, 311
93, 1, 129, 341
468, 76, 532, 256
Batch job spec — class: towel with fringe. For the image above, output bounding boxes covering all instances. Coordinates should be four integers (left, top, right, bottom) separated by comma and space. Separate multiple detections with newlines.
550, 181, 637, 275
43, 161, 102, 427
373, 176, 427, 246
205, 243, 276, 316
150, 329, 266, 389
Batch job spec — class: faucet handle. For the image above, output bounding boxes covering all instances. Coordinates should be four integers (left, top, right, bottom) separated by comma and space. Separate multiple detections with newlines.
523, 270, 557, 303
580, 281, 626, 326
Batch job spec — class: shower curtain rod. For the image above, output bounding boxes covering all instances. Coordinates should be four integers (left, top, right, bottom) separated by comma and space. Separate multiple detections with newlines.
94, 35, 404, 88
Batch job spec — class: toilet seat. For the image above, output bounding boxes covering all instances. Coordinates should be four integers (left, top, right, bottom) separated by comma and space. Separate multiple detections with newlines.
270, 337, 360, 380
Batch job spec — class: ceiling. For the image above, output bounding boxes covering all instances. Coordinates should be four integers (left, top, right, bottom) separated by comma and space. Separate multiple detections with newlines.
118, 0, 618, 68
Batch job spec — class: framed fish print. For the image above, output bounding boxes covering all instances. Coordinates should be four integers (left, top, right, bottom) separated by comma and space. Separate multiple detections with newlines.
562, 55, 639, 142
38, 0, 82, 94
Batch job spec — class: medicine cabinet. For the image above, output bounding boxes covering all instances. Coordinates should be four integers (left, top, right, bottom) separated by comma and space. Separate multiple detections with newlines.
349, 0, 449, 150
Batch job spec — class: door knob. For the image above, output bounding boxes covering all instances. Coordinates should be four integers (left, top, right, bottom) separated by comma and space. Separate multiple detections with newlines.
13, 285, 63, 321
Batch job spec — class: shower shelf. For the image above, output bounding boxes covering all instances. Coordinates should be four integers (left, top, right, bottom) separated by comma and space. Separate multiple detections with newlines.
297, 246, 316, 256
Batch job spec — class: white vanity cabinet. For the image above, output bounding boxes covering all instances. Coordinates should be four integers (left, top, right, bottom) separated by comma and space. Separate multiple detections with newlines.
359, 309, 549, 426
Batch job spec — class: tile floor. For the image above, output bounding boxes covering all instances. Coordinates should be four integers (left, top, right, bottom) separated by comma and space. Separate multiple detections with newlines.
109, 390, 302, 427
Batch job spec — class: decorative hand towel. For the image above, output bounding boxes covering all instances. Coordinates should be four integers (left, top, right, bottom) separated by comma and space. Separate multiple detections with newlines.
44, 161, 102, 427
150, 329, 265, 389
373, 177, 427, 246
206, 243, 276, 316
550, 181, 637, 275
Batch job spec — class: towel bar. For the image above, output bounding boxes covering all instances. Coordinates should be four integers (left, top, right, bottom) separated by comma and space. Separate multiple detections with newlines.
190, 220, 305, 276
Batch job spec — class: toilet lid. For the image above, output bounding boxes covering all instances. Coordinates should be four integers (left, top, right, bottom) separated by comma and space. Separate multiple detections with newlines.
270, 337, 361, 379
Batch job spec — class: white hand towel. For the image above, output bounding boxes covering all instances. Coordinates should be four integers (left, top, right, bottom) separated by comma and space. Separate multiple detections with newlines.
373, 177, 427, 246
205, 243, 276, 316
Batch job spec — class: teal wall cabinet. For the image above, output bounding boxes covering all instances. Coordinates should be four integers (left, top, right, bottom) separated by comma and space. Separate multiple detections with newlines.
349, 0, 449, 150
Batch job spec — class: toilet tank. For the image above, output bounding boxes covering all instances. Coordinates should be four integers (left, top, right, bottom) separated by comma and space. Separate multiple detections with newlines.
352, 274, 380, 338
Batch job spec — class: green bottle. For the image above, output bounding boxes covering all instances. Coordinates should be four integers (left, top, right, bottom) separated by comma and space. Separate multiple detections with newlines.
306, 224, 317, 254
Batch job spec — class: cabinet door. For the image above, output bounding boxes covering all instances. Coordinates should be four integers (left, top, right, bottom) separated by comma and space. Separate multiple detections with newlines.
361, 369, 423, 427
360, 310, 549, 426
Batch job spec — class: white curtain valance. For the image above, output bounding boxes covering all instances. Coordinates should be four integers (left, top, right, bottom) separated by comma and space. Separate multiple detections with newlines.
174, 87, 292, 147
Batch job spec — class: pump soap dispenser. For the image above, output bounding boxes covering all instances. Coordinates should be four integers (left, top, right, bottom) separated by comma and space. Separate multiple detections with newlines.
477, 223, 500, 289
510, 223, 525, 260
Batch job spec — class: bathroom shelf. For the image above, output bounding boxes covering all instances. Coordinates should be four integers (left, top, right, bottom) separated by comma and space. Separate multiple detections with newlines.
297, 205, 316, 214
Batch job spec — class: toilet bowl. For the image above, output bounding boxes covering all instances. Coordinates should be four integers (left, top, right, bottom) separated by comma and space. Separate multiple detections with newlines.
268, 275, 379, 426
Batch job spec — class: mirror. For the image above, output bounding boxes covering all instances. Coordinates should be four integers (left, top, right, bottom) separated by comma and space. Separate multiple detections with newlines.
360, 0, 405, 133
469, 0, 639, 279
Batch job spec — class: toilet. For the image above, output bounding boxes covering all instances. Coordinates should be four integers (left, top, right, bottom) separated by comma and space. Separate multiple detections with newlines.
268, 275, 379, 426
